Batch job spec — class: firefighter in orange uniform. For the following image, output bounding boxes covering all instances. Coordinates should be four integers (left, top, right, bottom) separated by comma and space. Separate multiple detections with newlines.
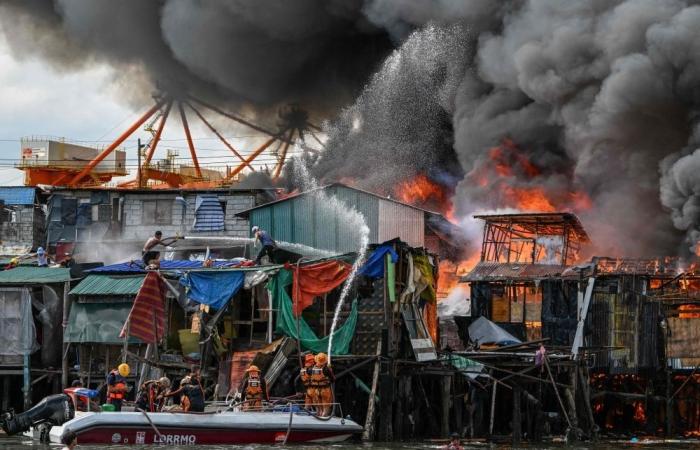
310, 353, 335, 417
241, 365, 268, 411
106, 363, 130, 411
300, 353, 316, 410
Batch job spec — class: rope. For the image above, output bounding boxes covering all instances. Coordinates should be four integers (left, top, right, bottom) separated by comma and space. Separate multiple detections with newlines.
282, 402, 294, 445
136, 407, 163, 439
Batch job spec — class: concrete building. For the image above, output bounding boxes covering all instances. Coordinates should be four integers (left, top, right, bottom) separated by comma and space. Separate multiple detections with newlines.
0, 187, 45, 256
44, 188, 272, 263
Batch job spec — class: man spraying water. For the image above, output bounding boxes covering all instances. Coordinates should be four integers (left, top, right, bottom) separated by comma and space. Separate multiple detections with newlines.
251, 226, 277, 265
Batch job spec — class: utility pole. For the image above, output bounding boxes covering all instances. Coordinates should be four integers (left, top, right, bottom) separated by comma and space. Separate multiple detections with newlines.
137, 138, 143, 188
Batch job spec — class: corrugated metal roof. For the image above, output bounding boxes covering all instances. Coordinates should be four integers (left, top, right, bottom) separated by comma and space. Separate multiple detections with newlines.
236, 183, 436, 217
0, 267, 72, 284
69, 274, 145, 296
462, 261, 566, 282
0, 187, 36, 205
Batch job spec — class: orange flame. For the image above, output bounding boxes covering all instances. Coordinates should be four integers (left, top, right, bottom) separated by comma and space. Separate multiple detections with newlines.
394, 174, 455, 222
471, 139, 593, 214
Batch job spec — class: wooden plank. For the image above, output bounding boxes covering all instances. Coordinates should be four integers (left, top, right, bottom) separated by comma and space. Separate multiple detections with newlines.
572, 277, 595, 357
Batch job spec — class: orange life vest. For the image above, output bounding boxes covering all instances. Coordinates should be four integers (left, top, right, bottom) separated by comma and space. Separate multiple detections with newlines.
245, 378, 263, 400
108, 371, 127, 400
310, 365, 330, 388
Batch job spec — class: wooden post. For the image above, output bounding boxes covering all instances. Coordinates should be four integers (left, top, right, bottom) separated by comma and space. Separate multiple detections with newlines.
363, 341, 382, 441
489, 380, 497, 438
512, 384, 522, 445
62, 281, 72, 388
1, 376, 9, 411
23, 353, 31, 410
441, 374, 452, 438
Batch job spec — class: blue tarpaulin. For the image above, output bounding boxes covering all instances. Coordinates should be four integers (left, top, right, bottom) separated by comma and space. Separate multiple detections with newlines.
89, 260, 271, 274
0, 187, 35, 205
193, 195, 225, 231
360, 245, 398, 278
180, 271, 245, 310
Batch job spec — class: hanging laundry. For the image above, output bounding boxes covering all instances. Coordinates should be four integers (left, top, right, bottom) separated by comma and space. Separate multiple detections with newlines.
193, 195, 225, 231
120, 272, 166, 343
269, 268, 358, 355
287, 260, 351, 316
360, 244, 398, 278
180, 270, 245, 310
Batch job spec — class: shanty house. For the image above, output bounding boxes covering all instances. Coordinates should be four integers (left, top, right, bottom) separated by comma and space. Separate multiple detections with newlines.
0, 266, 73, 411
0, 186, 45, 256
235, 183, 456, 256
462, 213, 590, 343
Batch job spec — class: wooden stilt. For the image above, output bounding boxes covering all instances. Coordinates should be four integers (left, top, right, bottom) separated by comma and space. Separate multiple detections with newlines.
489, 380, 497, 438
441, 374, 452, 437
512, 384, 522, 445
362, 340, 382, 441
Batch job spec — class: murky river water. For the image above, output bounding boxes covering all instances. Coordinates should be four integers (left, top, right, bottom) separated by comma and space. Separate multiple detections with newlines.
2, 436, 700, 450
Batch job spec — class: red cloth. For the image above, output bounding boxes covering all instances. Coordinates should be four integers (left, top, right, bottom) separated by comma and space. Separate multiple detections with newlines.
287, 260, 352, 316
120, 272, 165, 343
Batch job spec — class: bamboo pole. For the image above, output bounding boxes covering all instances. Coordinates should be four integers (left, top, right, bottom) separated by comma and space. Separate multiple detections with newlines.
362, 340, 382, 441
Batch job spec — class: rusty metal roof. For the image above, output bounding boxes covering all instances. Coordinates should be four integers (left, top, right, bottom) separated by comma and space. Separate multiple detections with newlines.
461, 261, 568, 282
592, 256, 698, 278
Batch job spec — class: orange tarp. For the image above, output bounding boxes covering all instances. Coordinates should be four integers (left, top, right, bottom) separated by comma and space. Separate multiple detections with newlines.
120, 271, 165, 343
287, 260, 352, 316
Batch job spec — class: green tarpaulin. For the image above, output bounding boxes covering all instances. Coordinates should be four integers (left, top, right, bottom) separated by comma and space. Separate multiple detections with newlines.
65, 303, 141, 344
268, 268, 357, 355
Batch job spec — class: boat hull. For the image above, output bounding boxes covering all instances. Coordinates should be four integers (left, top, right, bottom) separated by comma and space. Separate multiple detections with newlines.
47, 411, 361, 445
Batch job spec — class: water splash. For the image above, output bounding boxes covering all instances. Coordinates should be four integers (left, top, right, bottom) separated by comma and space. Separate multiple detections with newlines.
291, 153, 370, 363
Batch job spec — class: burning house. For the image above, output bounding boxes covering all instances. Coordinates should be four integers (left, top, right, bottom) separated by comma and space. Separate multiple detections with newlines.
464, 213, 590, 344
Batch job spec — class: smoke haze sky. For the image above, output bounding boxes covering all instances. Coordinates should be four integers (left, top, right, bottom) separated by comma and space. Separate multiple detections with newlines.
2, 1, 700, 258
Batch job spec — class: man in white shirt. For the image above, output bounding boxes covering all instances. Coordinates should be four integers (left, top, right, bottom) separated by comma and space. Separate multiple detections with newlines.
142, 231, 180, 264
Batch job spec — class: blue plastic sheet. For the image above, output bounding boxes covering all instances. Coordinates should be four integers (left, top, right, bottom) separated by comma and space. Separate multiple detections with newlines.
193, 195, 225, 231
360, 245, 398, 278
180, 271, 245, 310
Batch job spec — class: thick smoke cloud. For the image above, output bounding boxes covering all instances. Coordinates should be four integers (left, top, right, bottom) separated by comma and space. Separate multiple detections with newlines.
4, 0, 700, 258
314, 0, 700, 257
0, 0, 394, 116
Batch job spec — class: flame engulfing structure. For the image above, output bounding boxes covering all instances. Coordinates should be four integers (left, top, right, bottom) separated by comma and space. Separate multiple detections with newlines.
310, 2, 700, 259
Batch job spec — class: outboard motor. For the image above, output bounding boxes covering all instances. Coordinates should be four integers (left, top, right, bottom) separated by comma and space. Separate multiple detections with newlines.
1, 394, 74, 436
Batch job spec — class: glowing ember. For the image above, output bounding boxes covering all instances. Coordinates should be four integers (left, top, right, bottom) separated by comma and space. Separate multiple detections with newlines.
678, 304, 700, 319
632, 401, 646, 423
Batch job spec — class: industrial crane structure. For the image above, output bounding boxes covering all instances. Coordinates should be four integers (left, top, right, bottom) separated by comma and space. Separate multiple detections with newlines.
19, 92, 321, 189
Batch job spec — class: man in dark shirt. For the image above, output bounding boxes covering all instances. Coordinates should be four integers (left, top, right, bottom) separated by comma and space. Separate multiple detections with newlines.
252, 226, 277, 264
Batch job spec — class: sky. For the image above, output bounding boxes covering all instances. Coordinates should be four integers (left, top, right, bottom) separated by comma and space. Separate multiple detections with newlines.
0, 32, 305, 187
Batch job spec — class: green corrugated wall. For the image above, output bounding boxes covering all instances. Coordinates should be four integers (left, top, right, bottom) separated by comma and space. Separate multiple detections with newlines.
249, 185, 384, 254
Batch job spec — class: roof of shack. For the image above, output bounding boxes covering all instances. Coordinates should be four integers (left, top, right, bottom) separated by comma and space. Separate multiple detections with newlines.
0, 266, 72, 284
461, 261, 568, 282
89, 259, 283, 274
235, 182, 439, 217
70, 274, 145, 296
591, 256, 699, 278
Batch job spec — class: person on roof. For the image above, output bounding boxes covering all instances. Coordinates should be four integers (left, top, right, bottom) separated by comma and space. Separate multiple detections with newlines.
241, 364, 268, 411
36, 247, 49, 267
251, 226, 277, 265
142, 231, 180, 265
